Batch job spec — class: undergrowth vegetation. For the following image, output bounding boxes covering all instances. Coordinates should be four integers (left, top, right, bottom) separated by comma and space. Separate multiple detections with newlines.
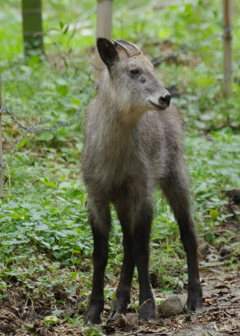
0, 0, 240, 327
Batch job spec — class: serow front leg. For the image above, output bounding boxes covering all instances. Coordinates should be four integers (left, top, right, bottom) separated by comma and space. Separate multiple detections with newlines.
84, 200, 111, 325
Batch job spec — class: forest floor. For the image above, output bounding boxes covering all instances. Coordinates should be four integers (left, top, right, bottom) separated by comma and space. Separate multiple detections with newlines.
0, 191, 239, 336
1, 2, 240, 335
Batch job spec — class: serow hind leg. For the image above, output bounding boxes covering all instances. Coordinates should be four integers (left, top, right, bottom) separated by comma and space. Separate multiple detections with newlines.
161, 170, 203, 312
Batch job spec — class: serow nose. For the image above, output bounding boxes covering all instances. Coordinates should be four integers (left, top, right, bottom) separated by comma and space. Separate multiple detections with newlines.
159, 94, 171, 106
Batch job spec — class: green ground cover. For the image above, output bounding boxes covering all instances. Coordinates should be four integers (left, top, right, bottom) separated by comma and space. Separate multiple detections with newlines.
0, 0, 239, 329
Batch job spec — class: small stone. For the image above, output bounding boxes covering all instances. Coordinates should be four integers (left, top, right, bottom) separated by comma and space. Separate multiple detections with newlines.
160, 295, 183, 316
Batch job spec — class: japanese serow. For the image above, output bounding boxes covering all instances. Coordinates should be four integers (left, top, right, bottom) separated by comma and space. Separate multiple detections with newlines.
82, 38, 202, 324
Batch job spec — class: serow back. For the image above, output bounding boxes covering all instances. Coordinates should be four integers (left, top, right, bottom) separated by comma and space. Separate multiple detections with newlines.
82, 38, 202, 325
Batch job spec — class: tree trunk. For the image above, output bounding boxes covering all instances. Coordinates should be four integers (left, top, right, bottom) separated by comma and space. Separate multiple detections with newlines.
0, 74, 4, 199
22, 0, 44, 57
94, 0, 113, 80
223, 0, 233, 97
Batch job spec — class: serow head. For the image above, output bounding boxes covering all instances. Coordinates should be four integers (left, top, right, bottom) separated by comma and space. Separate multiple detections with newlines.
97, 38, 171, 113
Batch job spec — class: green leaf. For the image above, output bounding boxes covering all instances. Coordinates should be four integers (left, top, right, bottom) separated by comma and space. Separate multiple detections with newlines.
56, 78, 68, 86
52, 309, 64, 315
72, 189, 82, 197
16, 138, 26, 150
44, 315, 60, 326
71, 98, 81, 106
24, 324, 34, 330
56, 134, 66, 142
39, 178, 57, 188
195, 77, 215, 86
35, 224, 49, 231
57, 85, 68, 96
63, 25, 69, 35
28, 55, 40, 67
210, 209, 219, 218
83, 327, 105, 336
43, 181, 57, 187
36, 132, 54, 142
59, 182, 73, 189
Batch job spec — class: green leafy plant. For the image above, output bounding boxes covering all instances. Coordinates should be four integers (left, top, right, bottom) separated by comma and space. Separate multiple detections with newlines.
0, 0, 239, 333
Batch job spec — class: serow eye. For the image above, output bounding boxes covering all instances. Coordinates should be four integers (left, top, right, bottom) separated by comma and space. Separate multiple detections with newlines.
130, 69, 140, 76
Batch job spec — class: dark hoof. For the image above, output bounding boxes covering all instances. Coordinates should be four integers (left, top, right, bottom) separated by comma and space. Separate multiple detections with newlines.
185, 280, 203, 313
107, 300, 128, 323
107, 311, 121, 323
138, 299, 156, 322
84, 307, 102, 325
185, 293, 203, 313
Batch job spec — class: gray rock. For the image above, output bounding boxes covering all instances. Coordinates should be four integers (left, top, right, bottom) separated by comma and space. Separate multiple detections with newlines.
160, 295, 183, 316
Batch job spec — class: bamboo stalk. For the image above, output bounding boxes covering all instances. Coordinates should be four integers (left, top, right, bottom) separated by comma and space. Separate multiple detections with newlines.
22, 0, 44, 57
0, 73, 4, 199
223, 0, 233, 97
94, 0, 114, 80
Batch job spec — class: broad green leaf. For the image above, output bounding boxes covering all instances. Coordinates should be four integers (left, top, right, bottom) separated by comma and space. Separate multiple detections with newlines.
72, 189, 82, 197
36, 132, 54, 142
57, 85, 68, 96
195, 77, 215, 86
42, 181, 57, 187
56, 78, 69, 86
28, 55, 40, 67
59, 182, 73, 189
44, 316, 60, 326
56, 134, 66, 142
39, 178, 57, 188
16, 138, 26, 150
210, 209, 219, 218
71, 98, 81, 106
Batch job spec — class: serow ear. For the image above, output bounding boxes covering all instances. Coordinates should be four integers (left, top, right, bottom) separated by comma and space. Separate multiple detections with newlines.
97, 38, 119, 69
